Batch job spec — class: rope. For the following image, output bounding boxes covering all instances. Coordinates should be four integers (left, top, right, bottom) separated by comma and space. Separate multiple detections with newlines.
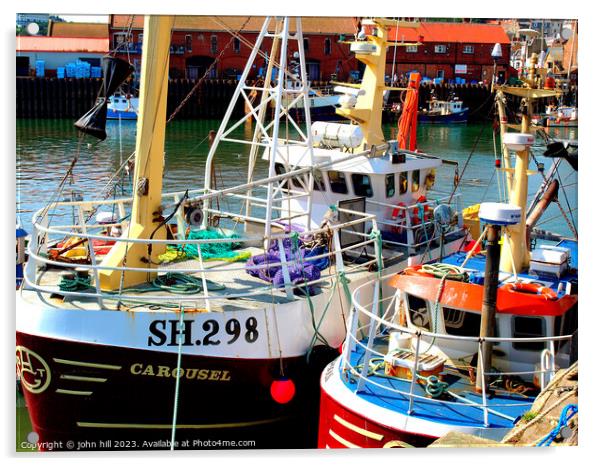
536, 403, 578, 447
166, 16, 253, 123
354, 357, 450, 399
170, 305, 185, 450
58, 272, 225, 295
503, 387, 577, 444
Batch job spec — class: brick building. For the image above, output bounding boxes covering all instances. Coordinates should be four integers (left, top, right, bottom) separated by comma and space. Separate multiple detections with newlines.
385, 22, 511, 83
109, 15, 359, 81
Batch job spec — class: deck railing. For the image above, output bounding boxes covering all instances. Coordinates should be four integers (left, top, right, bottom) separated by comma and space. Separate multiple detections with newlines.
23, 184, 380, 308
341, 276, 575, 428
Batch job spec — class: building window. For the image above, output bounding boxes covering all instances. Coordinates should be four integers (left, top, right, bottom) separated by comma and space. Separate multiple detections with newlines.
437, 70, 445, 79
328, 171, 348, 194
463, 45, 474, 54
113, 32, 132, 50
210, 35, 218, 55
434, 44, 447, 54
406, 44, 418, 53
385, 174, 395, 198
303, 38, 309, 54
185, 35, 192, 53
233, 37, 240, 54
351, 174, 373, 198
324, 37, 331, 56
138, 34, 143, 44
399, 171, 408, 194
412, 170, 420, 192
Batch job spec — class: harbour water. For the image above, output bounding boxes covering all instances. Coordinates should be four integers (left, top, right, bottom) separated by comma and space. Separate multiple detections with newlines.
17, 118, 577, 236
15, 118, 577, 450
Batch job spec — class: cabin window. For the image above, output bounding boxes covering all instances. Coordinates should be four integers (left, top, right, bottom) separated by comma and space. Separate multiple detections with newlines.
385, 174, 395, 198
313, 170, 326, 191
463, 45, 474, 54
406, 45, 418, 53
444, 308, 484, 337
328, 171, 348, 194
210, 35, 218, 55
185, 34, 192, 52
324, 38, 332, 56
351, 174, 373, 198
276, 162, 305, 189
407, 294, 430, 331
399, 171, 408, 194
411, 170, 420, 192
512, 316, 546, 351
434, 45, 447, 54
233, 37, 241, 54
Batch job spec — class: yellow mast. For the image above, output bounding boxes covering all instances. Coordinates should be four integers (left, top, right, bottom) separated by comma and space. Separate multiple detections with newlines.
336, 18, 418, 153
99, 15, 175, 290
498, 53, 562, 273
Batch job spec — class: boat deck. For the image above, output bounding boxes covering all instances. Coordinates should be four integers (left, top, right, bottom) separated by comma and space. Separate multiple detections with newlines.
438, 239, 578, 297
343, 337, 536, 429
22, 245, 374, 312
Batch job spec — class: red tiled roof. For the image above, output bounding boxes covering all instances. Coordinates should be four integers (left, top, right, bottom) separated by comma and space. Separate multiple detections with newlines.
110, 15, 357, 34
16, 36, 109, 53
48, 21, 108, 38
389, 22, 511, 44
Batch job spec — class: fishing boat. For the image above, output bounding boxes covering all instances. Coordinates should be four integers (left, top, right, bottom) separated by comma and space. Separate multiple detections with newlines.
107, 93, 139, 120
419, 94, 469, 124
16, 16, 471, 450
533, 105, 578, 128
318, 53, 578, 448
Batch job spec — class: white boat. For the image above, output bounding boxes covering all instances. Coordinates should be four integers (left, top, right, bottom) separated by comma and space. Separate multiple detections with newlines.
16, 17, 470, 450
419, 96, 469, 124
107, 93, 139, 120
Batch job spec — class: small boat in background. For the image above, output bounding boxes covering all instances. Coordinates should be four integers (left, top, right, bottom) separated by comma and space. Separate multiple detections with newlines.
533, 105, 577, 128
419, 94, 469, 124
107, 93, 139, 120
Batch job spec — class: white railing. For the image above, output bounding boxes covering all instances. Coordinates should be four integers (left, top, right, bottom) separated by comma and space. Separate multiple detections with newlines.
366, 192, 465, 255
23, 186, 380, 307
341, 276, 574, 427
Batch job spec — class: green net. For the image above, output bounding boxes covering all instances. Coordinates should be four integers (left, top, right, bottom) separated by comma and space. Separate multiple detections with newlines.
159, 228, 251, 263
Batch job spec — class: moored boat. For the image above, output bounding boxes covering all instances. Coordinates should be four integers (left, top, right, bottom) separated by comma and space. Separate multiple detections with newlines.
16, 16, 472, 450
107, 93, 139, 120
318, 52, 578, 449
419, 95, 469, 124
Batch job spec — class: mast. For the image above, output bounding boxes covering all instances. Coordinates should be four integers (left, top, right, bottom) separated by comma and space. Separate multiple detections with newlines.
496, 53, 562, 273
99, 15, 174, 290
336, 18, 419, 154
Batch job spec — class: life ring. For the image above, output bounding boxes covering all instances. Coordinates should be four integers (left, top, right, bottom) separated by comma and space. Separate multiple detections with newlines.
403, 265, 434, 278
501, 282, 558, 301
391, 202, 407, 234
411, 196, 431, 225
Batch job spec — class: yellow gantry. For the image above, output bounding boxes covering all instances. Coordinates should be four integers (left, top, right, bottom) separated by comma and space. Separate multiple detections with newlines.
99, 15, 175, 290
336, 18, 418, 154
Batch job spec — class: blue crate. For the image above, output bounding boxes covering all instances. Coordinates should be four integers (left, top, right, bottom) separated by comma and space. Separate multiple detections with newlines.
57, 67, 65, 79
91, 66, 101, 78
66, 63, 77, 78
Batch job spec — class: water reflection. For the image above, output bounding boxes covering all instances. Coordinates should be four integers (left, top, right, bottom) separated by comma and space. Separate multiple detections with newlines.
16, 119, 577, 237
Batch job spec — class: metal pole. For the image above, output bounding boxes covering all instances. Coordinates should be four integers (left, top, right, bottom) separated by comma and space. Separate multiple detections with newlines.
476, 224, 501, 393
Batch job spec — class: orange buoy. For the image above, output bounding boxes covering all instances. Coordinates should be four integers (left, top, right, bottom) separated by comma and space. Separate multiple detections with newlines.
500, 282, 558, 301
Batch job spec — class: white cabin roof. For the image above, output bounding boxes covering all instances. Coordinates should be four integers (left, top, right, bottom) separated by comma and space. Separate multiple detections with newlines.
264, 143, 442, 174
